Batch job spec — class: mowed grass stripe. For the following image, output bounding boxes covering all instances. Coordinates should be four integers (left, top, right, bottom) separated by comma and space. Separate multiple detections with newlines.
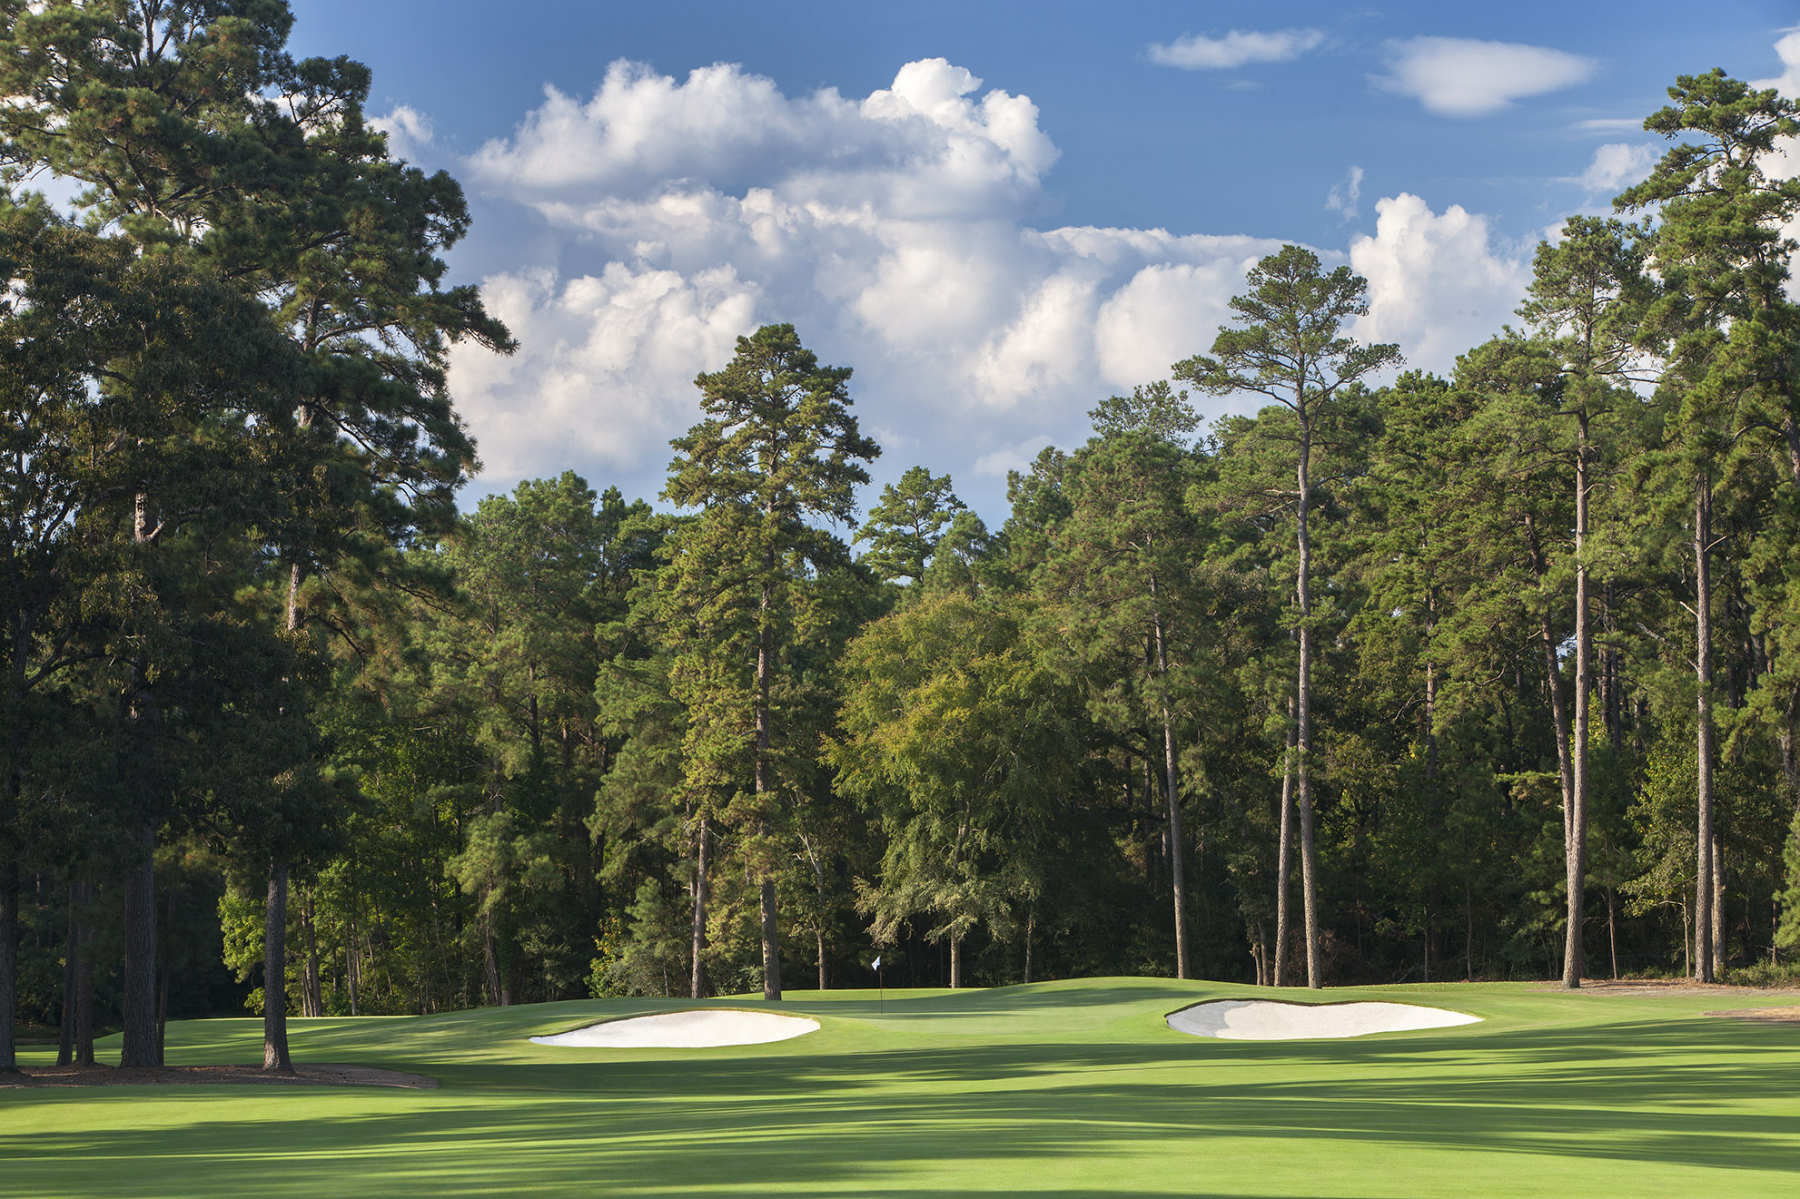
5, 978, 1797, 1197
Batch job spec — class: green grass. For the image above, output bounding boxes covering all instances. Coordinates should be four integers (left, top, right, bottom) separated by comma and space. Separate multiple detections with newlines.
5, 978, 1797, 1197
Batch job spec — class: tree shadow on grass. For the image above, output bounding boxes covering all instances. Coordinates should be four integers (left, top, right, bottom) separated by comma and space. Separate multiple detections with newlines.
4, 1013, 1796, 1196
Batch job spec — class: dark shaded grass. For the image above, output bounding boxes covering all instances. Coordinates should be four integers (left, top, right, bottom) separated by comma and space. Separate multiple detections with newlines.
4, 981, 1796, 1197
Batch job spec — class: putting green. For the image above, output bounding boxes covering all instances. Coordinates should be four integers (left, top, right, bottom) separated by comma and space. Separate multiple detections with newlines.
4, 978, 1797, 1197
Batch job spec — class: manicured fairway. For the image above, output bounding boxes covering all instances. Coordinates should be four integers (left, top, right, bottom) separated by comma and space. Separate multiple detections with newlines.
5, 978, 1797, 1197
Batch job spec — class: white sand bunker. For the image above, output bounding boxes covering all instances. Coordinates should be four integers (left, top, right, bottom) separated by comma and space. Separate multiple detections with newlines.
1167, 1000, 1481, 1041
530, 1009, 820, 1049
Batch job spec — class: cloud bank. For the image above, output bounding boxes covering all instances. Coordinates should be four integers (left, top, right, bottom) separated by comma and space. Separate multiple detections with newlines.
441, 59, 1537, 511
1756, 31, 1800, 297
1350, 194, 1530, 368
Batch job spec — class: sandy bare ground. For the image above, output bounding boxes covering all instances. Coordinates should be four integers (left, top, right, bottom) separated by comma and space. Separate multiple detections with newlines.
1535, 978, 1800, 997
2, 1063, 437, 1089
1546, 979, 1715, 994
1167, 1000, 1482, 1041
531, 1008, 820, 1049
1535, 978, 1800, 1007
1704, 1006, 1800, 1025
1525, 978, 1800, 1024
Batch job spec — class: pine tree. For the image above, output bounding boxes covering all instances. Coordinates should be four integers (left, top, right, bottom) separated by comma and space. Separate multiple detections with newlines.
1035, 384, 1207, 977
658, 324, 877, 1000
1616, 70, 1800, 980
1518, 216, 1651, 987
1177, 246, 1401, 986
855, 467, 964, 588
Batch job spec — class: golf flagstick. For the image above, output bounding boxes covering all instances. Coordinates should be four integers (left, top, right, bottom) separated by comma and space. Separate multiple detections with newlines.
872, 953, 883, 1015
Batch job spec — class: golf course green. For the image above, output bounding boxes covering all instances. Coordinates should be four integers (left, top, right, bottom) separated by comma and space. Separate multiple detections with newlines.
5, 978, 1796, 1197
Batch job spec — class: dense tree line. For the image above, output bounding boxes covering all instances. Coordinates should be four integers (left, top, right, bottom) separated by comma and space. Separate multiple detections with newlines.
5, 2, 1800, 1074
0, 0, 510, 1071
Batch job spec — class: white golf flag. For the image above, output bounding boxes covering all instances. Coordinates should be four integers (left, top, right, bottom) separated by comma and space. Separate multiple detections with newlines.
872, 955, 883, 970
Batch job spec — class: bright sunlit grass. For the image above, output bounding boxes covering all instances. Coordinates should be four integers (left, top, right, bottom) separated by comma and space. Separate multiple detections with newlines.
5, 978, 1796, 1197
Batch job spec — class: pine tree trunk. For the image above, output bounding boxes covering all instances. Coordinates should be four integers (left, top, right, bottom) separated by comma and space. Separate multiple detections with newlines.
303, 891, 323, 1018
949, 935, 962, 988
368, 897, 389, 1001
1465, 881, 1476, 980
1780, 692, 1800, 817
121, 488, 163, 1068
263, 860, 294, 1072
1424, 606, 1440, 778
1423, 597, 1440, 991
690, 816, 710, 1000
802, 832, 830, 991
74, 880, 94, 1066
120, 818, 159, 1067
1538, 610, 1576, 845
156, 886, 171, 1059
1681, 905, 1691, 978
758, 876, 781, 998
481, 901, 502, 1006
1273, 699, 1296, 987
58, 882, 77, 1067
0, 848, 16, 1074
345, 901, 360, 1017
1694, 482, 1716, 983
1525, 514, 1576, 869
1712, 833, 1725, 978
1564, 423, 1591, 989
1775, 682, 1800, 827
262, 559, 306, 1060
0, 635, 21, 1076
1150, 596, 1189, 980
1603, 584, 1625, 751
755, 575, 782, 1002
1295, 425, 1322, 989
1023, 910, 1034, 984
1607, 889, 1619, 981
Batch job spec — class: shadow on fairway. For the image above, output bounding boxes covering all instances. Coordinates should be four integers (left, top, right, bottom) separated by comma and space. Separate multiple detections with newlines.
5, 1010, 1794, 1197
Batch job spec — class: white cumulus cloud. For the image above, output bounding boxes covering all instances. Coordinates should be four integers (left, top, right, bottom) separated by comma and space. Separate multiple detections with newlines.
1575, 142, 1657, 193
447, 264, 758, 483
1755, 31, 1800, 297
469, 58, 1056, 218
444, 59, 1538, 512
1094, 261, 1246, 388
1350, 193, 1531, 371
1378, 37, 1596, 117
370, 105, 434, 160
1756, 29, 1800, 96
1147, 29, 1325, 71
450, 59, 1299, 508
1753, 32, 1800, 184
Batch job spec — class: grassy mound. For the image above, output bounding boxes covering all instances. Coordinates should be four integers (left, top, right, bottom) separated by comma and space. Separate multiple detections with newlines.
4, 977, 1796, 1196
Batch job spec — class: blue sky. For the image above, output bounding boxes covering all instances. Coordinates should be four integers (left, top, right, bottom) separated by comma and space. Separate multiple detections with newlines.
284, 1, 1800, 516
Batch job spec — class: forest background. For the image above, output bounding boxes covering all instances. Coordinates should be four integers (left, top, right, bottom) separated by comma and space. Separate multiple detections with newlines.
4, 1, 1800, 1074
